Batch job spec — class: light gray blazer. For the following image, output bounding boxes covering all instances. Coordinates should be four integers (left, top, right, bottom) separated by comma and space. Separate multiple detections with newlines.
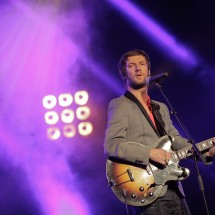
104, 94, 210, 197
104, 94, 191, 165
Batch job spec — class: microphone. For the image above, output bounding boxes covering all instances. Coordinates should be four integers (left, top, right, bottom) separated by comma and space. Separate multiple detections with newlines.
146, 72, 169, 84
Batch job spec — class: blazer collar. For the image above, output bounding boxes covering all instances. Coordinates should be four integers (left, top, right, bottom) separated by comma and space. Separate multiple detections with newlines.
124, 91, 161, 137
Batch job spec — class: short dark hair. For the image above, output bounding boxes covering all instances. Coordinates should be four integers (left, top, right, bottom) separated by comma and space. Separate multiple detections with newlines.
118, 49, 151, 79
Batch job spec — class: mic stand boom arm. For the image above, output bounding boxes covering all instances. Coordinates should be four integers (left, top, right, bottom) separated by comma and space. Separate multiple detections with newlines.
155, 81, 210, 215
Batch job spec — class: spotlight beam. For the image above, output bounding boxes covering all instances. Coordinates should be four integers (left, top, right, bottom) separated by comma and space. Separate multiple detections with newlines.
108, 0, 198, 69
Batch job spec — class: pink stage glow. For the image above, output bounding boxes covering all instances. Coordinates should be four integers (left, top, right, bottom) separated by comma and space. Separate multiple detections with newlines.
0, 1, 91, 215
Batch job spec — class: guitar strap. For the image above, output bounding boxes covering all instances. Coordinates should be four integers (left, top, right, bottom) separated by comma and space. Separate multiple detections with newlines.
151, 101, 167, 137
124, 91, 167, 137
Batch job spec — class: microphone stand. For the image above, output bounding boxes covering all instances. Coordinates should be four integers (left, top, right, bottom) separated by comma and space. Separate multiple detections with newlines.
154, 81, 210, 215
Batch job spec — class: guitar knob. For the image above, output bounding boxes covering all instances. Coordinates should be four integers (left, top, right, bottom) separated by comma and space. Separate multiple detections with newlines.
149, 192, 153, 197
131, 194, 136, 198
139, 187, 144, 192
141, 199, 145, 203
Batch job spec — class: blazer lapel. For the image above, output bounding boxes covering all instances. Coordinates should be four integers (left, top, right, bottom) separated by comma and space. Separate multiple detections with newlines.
124, 91, 161, 137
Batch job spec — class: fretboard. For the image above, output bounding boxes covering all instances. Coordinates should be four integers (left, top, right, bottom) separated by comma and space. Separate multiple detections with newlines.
171, 137, 214, 162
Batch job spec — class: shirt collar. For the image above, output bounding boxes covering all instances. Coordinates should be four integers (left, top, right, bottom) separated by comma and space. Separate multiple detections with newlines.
146, 95, 152, 111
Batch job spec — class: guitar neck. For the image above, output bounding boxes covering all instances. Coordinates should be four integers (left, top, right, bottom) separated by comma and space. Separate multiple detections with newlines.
196, 138, 214, 152
172, 137, 214, 162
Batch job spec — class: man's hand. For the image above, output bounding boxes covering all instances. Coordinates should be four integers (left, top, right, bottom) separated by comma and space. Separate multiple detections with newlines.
149, 148, 172, 165
205, 139, 215, 157
206, 146, 215, 157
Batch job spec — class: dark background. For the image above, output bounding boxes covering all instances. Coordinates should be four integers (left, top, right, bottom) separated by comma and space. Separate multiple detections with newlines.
0, 1, 215, 215
87, 1, 215, 214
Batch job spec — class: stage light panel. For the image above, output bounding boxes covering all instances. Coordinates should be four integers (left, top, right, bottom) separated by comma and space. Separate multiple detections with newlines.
78, 122, 93, 136
74, 90, 89, 105
43, 95, 57, 109
44, 111, 59, 125
63, 124, 76, 138
76, 106, 90, 120
58, 93, 73, 107
61, 109, 75, 123
43, 91, 93, 139
47, 127, 61, 140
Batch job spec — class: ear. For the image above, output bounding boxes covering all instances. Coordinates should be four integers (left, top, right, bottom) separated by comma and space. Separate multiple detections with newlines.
122, 69, 128, 79
123, 73, 127, 83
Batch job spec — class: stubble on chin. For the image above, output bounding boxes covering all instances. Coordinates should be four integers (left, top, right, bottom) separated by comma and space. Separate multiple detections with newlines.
129, 81, 147, 90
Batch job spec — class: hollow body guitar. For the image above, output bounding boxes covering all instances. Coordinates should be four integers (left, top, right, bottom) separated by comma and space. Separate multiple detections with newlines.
106, 135, 214, 206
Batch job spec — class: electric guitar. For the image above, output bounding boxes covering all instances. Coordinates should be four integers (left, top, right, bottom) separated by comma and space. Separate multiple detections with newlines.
106, 135, 214, 206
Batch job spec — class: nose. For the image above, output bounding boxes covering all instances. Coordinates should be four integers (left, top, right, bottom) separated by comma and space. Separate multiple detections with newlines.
135, 65, 141, 72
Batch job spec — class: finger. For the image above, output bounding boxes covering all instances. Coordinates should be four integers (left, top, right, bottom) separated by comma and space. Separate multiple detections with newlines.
161, 158, 168, 165
160, 159, 166, 165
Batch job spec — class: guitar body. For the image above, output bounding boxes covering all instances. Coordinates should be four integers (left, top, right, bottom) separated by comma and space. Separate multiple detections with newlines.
106, 135, 191, 206
106, 159, 163, 206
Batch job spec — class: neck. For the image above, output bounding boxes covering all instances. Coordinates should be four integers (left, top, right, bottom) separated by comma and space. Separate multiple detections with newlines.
127, 86, 148, 104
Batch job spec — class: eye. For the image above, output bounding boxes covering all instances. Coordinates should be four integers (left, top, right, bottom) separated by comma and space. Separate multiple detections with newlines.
140, 62, 146, 66
128, 64, 134, 68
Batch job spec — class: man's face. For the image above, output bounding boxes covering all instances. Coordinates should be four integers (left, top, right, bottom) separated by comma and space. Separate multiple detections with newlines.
125, 55, 149, 89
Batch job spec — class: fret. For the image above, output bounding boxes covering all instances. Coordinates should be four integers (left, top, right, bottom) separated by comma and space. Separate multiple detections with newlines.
186, 150, 193, 157
172, 153, 178, 162
196, 143, 201, 151
181, 150, 186, 158
172, 138, 214, 163
196, 138, 214, 152
172, 146, 193, 162
209, 140, 214, 146
177, 151, 183, 159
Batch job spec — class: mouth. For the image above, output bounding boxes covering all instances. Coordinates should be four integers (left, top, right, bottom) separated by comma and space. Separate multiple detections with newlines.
136, 74, 142, 77
135, 74, 144, 79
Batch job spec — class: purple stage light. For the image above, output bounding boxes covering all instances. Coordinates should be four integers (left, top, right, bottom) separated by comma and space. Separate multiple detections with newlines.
74, 91, 89, 106
43, 90, 93, 139
80, 57, 124, 95
0, 1, 92, 214
58, 93, 73, 107
108, 0, 198, 69
43, 95, 58, 109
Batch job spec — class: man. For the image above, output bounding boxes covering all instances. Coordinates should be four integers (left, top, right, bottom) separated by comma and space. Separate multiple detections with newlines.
104, 49, 215, 215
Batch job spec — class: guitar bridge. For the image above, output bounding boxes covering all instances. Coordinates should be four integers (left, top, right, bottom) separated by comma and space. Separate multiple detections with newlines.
127, 168, 135, 181
107, 168, 135, 187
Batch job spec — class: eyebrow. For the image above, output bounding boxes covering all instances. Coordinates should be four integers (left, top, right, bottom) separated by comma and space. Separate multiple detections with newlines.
127, 60, 146, 65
